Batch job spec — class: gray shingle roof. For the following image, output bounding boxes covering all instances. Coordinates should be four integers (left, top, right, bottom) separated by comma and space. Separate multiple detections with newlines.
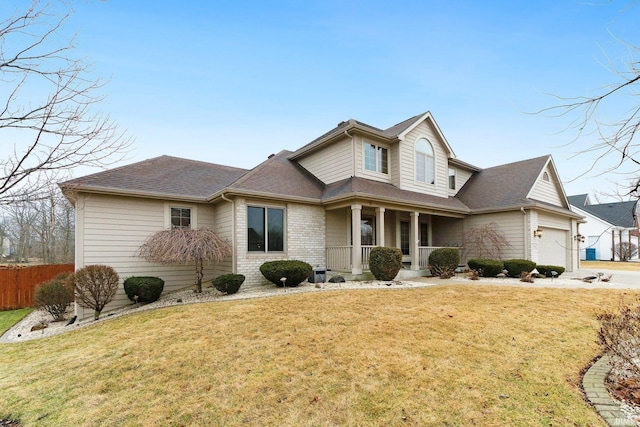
455, 155, 551, 210
575, 200, 638, 228
323, 177, 470, 213
567, 194, 589, 207
60, 155, 248, 200
227, 150, 325, 200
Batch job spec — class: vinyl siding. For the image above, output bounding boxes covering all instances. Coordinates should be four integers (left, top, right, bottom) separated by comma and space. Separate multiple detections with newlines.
297, 137, 353, 184
326, 208, 349, 247
213, 201, 234, 276
75, 193, 217, 319
398, 121, 449, 196
464, 212, 526, 260
448, 166, 474, 197
529, 165, 564, 206
431, 216, 464, 247
355, 136, 392, 183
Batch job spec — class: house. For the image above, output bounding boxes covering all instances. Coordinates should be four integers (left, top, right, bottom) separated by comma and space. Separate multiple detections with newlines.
568, 194, 639, 261
61, 111, 583, 318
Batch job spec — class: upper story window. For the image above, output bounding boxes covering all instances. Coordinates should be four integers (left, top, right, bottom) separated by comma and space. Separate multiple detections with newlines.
448, 167, 456, 190
248, 206, 284, 252
542, 172, 550, 182
171, 207, 191, 229
416, 138, 435, 184
364, 142, 388, 174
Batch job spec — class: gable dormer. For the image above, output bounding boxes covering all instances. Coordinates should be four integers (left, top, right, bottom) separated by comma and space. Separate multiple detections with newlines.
289, 111, 474, 196
394, 112, 457, 197
528, 157, 570, 208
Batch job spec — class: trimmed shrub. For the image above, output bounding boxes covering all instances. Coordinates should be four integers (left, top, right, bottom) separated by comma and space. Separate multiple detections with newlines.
536, 265, 565, 277
123, 276, 165, 303
34, 273, 74, 321
260, 260, 312, 287
503, 259, 536, 277
369, 247, 402, 281
74, 265, 120, 320
213, 274, 245, 294
428, 248, 460, 277
467, 258, 504, 277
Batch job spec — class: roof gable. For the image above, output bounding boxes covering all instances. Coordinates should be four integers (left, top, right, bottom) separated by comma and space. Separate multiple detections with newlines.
394, 111, 456, 158
526, 157, 570, 209
455, 155, 552, 210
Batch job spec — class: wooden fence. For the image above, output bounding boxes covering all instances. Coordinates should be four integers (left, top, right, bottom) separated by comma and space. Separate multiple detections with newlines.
0, 264, 74, 311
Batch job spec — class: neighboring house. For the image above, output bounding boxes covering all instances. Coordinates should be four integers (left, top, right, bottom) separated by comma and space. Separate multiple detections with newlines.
568, 194, 639, 261
61, 111, 583, 318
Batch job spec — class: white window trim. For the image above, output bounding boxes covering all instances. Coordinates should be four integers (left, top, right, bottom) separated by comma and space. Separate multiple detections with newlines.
164, 203, 198, 229
415, 138, 436, 186
448, 167, 456, 190
362, 141, 389, 175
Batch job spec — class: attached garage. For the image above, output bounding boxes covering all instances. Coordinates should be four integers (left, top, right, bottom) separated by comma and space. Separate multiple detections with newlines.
538, 227, 569, 268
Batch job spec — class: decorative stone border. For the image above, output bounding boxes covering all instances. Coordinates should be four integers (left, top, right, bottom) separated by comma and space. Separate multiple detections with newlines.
583, 355, 636, 426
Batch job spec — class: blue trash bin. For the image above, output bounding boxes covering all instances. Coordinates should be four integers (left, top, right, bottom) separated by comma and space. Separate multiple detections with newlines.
586, 248, 596, 261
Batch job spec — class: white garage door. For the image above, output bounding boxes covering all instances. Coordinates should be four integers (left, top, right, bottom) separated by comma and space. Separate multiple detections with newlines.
539, 227, 568, 268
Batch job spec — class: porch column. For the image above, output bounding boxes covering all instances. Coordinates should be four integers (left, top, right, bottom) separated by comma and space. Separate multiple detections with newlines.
375, 207, 385, 247
351, 204, 362, 274
410, 211, 419, 270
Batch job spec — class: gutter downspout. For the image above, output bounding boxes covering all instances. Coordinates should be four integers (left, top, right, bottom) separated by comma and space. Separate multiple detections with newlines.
521, 207, 528, 259
221, 193, 236, 274
345, 129, 355, 177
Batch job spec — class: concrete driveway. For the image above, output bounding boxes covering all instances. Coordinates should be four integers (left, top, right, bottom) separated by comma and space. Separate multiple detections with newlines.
562, 267, 640, 289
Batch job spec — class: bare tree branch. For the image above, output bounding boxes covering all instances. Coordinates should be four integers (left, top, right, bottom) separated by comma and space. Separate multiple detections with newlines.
0, 1, 132, 205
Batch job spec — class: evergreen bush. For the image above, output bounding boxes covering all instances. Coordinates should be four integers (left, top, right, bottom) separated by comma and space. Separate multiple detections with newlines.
259, 260, 312, 287
123, 276, 165, 303
535, 265, 565, 277
369, 247, 402, 280
213, 274, 245, 294
428, 248, 460, 276
503, 259, 536, 277
467, 258, 504, 277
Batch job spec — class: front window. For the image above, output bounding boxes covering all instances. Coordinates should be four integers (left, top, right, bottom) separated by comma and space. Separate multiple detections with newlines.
448, 167, 456, 190
420, 222, 429, 246
171, 207, 191, 229
364, 142, 388, 174
400, 221, 410, 255
248, 206, 284, 252
361, 216, 375, 246
416, 138, 435, 184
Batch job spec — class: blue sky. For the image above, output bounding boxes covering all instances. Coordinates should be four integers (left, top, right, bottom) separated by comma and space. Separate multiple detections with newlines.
10, 0, 640, 199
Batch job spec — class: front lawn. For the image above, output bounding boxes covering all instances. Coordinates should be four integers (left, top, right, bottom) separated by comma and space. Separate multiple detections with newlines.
0, 308, 33, 336
0, 285, 630, 426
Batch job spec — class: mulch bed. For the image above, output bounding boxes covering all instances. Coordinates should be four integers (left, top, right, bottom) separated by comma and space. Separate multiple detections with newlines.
607, 376, 640, 406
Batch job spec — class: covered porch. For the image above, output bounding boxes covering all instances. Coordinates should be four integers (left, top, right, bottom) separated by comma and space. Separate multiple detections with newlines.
324, 203, 466, 275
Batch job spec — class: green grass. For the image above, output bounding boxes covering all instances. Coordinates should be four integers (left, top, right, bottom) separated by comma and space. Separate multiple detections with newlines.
0, 308, 33, 336
0, 285, 632, 426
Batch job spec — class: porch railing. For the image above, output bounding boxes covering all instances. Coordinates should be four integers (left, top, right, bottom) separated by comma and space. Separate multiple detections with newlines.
325, 245, 375, 271
326, 245, 461, 271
